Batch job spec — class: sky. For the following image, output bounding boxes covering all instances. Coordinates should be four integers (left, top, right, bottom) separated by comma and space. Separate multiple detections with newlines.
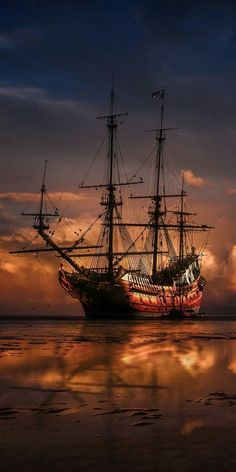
1, 0, 236, 315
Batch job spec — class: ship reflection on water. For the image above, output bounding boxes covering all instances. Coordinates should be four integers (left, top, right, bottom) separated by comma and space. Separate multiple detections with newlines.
1, 319, 236, 422
1, 319, 236, 471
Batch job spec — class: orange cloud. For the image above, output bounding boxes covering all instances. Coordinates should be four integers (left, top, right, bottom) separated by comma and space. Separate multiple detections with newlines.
224, 245, 236, 292
0, 192, 88, 202
182, 169, 211, 188
1, 212, 100, 251
0, 243, 81, 316
0, 211, 101, 315
226, 187, 236, 195
201, 249, 219, 279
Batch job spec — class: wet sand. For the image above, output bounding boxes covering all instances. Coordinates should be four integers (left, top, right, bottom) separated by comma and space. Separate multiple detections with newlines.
1, 318, 236, 471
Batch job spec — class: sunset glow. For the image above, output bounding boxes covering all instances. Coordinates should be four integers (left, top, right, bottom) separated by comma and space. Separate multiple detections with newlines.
0, 1, 236, 317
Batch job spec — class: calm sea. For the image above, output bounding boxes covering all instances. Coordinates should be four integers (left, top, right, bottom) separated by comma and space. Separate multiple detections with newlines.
1, 317, 236, 471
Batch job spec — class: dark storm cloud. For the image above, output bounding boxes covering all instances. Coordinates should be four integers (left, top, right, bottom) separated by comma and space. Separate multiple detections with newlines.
1, 0, 236, 87
0, 84, 108, 193
139, 0, 236, 43
0, 1, 137, 96
0, 0, 235, 182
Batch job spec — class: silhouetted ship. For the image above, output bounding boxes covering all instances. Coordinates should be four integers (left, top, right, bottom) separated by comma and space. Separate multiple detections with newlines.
11, 89, 212, 318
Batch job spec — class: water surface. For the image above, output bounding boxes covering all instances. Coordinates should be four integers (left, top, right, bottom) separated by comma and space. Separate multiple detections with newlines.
1, 318, 236, 471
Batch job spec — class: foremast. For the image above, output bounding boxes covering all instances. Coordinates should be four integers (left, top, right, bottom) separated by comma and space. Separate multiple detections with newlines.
98, 88, 127, 279
81, 88, 143, 279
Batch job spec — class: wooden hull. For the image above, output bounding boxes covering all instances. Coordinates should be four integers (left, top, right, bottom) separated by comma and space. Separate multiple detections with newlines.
59, 268, 205, 319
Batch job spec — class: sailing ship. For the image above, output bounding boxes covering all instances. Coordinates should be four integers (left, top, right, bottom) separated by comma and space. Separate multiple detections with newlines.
11, 88, 212, 318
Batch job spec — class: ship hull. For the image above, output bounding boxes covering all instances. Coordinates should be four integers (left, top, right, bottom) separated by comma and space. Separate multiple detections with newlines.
59, 267, 205, 319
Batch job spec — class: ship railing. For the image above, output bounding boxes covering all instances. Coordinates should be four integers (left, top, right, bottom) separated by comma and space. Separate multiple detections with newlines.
128, 272, 161, 293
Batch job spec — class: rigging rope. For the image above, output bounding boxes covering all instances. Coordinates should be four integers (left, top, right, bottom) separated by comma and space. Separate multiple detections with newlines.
129, 146, 156, 183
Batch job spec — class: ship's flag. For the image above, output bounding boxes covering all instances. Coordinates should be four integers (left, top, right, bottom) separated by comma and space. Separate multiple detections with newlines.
151, 89, 165, 100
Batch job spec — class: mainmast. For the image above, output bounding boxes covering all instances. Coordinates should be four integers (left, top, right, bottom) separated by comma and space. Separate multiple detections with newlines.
148, 91, 178, 279
107, 88, 116, 276
179, 174, 185, 263
151, 91, 165, 280
113, 89, 213, 279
